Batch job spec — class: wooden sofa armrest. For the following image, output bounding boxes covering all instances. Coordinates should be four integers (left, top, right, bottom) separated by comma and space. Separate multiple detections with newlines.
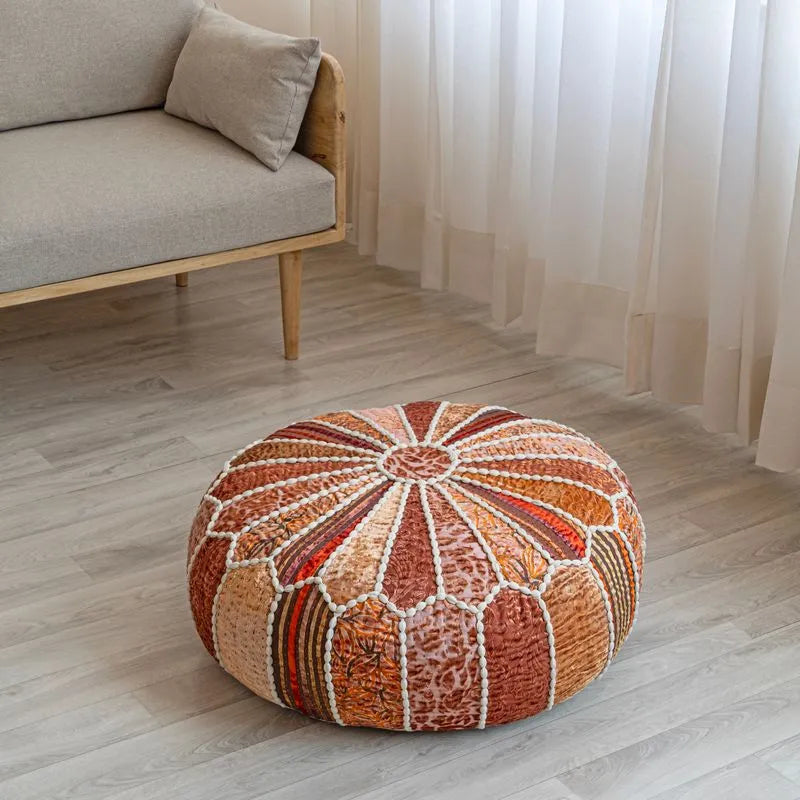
294, 52, 346, 235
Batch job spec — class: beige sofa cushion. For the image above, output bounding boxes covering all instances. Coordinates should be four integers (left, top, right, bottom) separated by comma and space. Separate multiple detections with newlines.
165, 6, 321, 171
0, 0, 205, 132
0, 111, 335, 292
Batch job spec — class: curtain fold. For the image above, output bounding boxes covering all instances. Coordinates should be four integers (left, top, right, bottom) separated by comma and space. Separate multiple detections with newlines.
224, 0, 800, 472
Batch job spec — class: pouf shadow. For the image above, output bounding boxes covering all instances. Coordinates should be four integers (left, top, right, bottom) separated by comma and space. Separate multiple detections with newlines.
188, 401, 645, 731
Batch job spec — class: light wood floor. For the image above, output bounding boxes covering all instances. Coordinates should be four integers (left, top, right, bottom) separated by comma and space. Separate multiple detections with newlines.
1, 242, 799, 800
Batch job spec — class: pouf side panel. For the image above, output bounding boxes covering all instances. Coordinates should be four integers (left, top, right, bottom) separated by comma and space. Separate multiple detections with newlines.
316, 411, 397, 448
214, 474, 376, 532
330, 598, 404, 729
442, 409, 526, 446
459, 483, 586, 561
429, 403, 485, 443
269, 421, 385, 453
465, 434, 614, 465
616, 495, 645, 579
547, 566, 610, 703
189, 536, 230, 658
233, 520, 292, 563
483, 588, 550, 726
357, 407, 413, 444
425, 487, 497, 602
458, 473, 614, 529
273, 483, 387, 585
450, 419, 580, 449
188, 497, 216, 568
210, 460, 369, 504
405, 602, 482, 731
402, 400, 441, 442
463, 458, 621, 496
271, 585, 334, 721
381, 484, 438, 608
215, 564, 277, 702
323, 483, 404, 605
591, 528, 637, 651
230, 439, 378, 466
447, 485, 549, 585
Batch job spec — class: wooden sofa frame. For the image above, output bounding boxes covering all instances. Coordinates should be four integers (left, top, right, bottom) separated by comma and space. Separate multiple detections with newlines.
0, 53, 346, 361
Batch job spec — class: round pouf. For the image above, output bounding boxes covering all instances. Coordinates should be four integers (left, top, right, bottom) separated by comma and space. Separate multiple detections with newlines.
188, 402, 644, 730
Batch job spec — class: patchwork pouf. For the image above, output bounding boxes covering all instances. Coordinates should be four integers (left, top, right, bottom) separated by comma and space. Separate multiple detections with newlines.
188, 402, 644, 730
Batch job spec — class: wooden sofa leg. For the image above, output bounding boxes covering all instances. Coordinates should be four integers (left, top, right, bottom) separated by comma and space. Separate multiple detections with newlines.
278, 250, 302, 360
175, 272, 189, 287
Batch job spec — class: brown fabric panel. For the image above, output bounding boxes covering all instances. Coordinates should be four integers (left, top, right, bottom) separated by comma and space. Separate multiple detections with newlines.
210, 460, 364, 503
458, 472, 614, 528
330, 598, 404, 729
467, 433, 613, 465
405, 602, 481, 730
447, 485, 549, 586
271, 590, 296, 708
188, 536, 230, 658
463, 458, 620, 496
269, 421, 384, 452
272, 483, 385, 584
215, 563, 276, 701
429, 403, 484, 443
616, 495, 644, 579
232, 520, 291, 562
231, 439, 377, 465
483, 588, 550, 725
452, 419, 580, 449
402, 401, 441, 442
358, 406, 412, 444
381, 484, 438, 607
547, 566, 609, 703
317, 411, 396, 447
214, 473, 367, 532
443, 409, 526, 445
591, 529, 635, 650
188, 497, 215, 567
295, 585, 335, 721
324, 484, 404, 605
425, 487, 495, 602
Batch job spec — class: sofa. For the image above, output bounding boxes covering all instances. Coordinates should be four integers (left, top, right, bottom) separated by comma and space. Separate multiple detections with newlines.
0, 0, 345, 360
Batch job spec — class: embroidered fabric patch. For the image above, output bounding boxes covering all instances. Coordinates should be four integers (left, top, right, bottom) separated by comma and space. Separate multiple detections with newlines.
187, 401, 645, 730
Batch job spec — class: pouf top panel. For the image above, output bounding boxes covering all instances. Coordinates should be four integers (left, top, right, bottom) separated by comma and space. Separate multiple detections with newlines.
188, 401, 644, 730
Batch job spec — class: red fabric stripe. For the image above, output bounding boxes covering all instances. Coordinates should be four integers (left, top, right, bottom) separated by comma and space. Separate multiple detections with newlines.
294, 517, 361, 583
286, 585, 311, 712
499, 491, 586, 556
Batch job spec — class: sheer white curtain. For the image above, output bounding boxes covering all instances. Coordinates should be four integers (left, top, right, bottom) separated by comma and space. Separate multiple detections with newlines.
226, 0, 800, 472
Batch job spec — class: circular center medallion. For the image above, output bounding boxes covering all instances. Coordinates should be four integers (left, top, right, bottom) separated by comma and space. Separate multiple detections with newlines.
377, 444, 459, 483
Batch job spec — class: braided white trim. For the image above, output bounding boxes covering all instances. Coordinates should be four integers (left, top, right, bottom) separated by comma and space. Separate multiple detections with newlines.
318, 483, 399, 579
419, 483, 445, 600
345, 409, 402, 447
536, 591, 557, 710
475, 611, 489, 729
454, 417, 591, 449
373, 483, 412, 594
395, 404, 418, 445
447, 480, 555, 568
433, 405, 509, 446
454, 467, 616, 502
310, 419, 391, 451
435, 483, 505, 584
458, 431, 594, 453
398, 616, 412, 731
422, 400, 448, 445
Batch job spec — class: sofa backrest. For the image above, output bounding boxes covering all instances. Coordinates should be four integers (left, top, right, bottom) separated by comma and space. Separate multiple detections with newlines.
0, 0, 205, 132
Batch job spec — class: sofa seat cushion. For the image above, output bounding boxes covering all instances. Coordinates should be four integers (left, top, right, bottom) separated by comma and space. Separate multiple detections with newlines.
0, 110, 336, 293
